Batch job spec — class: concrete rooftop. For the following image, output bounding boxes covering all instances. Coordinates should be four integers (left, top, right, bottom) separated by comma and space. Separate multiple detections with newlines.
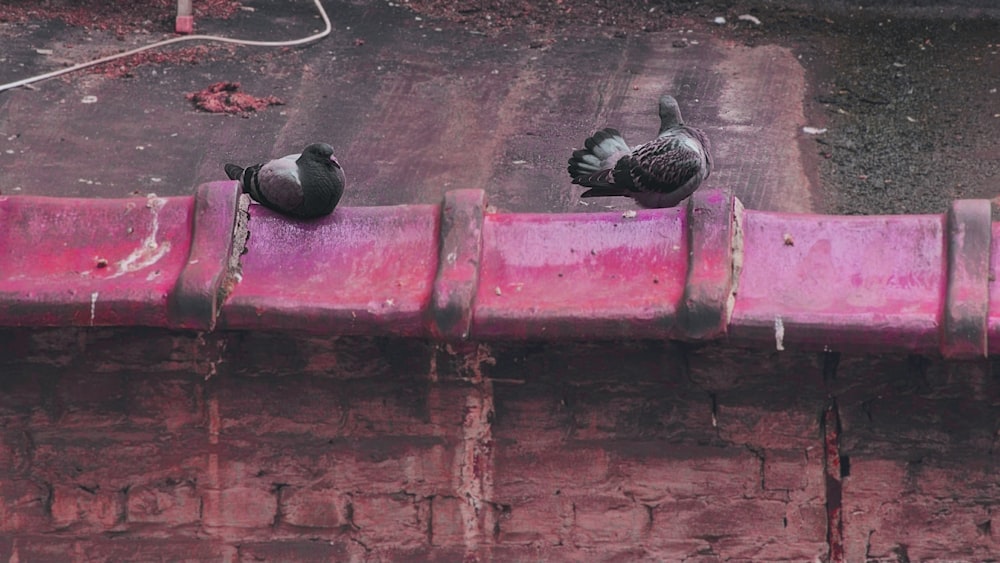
0, 0, 998, 215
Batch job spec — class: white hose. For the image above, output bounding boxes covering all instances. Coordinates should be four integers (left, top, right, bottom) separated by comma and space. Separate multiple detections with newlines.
0, 0, 332, 93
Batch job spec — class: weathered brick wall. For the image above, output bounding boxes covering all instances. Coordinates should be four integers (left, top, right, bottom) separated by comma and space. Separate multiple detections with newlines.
0, 329, 997, 561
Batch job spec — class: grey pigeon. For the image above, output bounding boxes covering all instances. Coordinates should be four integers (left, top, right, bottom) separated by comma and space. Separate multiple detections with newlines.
225, 142, 345, 218
567, 94, 712, 208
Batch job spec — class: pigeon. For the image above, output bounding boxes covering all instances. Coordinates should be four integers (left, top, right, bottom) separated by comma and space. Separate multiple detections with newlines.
567, 94, 712, 208
225, 142, 346, 218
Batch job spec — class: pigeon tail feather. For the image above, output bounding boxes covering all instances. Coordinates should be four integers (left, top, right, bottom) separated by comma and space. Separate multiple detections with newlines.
579, 185, 632, 198
224, 164, 244, 182
567, 128, 630, 181
583, 128, 629, 160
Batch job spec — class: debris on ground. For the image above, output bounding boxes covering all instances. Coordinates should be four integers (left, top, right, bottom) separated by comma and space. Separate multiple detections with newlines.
89, 46, 215, 78
186, 82, 284, 117
402, 0, 692, 35
0, 0, 241, 35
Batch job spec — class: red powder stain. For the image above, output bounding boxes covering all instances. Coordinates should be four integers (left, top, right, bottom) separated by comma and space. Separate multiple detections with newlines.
89, 46, 213, 78
186, 81, 284, 117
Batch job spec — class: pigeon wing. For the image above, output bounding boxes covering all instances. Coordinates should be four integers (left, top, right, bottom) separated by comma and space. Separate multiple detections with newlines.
687, 126, 713, 177
255, 154, 305, 212
625, 132, 706, 194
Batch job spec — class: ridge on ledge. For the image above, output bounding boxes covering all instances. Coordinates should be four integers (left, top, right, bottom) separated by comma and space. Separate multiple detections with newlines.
0, 184, 993, 358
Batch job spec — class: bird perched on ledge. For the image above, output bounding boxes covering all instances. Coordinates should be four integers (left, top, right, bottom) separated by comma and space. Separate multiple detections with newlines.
225, 142, 346, 218
567, 94, 712, 208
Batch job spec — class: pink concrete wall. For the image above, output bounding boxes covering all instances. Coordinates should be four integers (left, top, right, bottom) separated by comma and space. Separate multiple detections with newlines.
0, 184, 997, 560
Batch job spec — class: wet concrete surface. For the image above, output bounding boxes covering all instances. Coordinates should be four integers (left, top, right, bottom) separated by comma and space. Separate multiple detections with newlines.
0, 1, 998, 215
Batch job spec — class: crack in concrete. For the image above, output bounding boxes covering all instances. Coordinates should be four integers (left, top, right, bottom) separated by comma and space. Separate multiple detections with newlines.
823, 399, 845, 563
453, 343, 497, 557
213, 193, 250, 328
823, 351, 841, 384
42, 481, 54, 517
427, 494, 442, 546
270, 483, 290, 529
744, 444, 767, 492
348, 536, 371, 554
678, 344, 726, 441
727, 197, 745, 324
865, 528, 875, 560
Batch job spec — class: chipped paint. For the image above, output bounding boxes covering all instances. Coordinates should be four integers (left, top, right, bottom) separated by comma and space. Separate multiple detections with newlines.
726, 197, 745, 326
454, 345, 496, 553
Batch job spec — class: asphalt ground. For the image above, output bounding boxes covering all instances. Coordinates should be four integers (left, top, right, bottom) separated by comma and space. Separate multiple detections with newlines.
0, 0, 998, 215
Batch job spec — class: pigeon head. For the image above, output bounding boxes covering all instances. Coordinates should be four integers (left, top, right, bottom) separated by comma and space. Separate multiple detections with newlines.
302, 142, 341, 168
657, 95, 684, 130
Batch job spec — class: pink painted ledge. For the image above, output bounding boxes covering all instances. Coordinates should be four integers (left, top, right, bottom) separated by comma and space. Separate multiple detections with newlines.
0, 183, 994, 358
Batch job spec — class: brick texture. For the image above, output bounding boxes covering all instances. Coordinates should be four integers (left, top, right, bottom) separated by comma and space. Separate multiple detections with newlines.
834, 357, 1000, 561
0, 328, 996, 561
